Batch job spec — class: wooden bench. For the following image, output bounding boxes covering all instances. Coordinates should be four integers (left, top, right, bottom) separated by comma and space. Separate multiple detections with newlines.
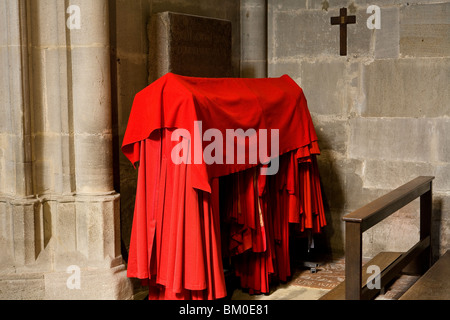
400, 250, 450, 300
321, 176, 437, 300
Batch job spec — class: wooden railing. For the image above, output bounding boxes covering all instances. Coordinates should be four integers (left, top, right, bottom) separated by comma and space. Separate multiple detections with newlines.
343, 176, 434, 300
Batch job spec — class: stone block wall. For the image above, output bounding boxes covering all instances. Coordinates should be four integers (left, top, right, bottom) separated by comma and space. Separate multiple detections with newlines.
2, 0, 446, 299
269, 0, 449, 259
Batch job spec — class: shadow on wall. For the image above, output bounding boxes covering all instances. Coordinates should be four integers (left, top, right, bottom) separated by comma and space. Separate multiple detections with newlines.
314, 128, 346, 259
432, 198, 443, 263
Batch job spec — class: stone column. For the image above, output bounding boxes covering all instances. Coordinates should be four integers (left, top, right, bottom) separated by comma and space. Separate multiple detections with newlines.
70, 0, 114, 195
240, 0, 268, 78
45, 0, 132, 300
0, 0, 41, 282
0, 0, 132, 300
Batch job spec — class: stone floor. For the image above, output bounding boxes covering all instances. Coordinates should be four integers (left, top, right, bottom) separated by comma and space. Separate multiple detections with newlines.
133, 256, 420, 300
231, 257, 420, 300
231, 283, 329, 300
231, 257, 345, 300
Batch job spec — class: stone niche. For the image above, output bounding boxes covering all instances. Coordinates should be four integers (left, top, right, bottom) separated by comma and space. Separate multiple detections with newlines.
148, 11, 233, 83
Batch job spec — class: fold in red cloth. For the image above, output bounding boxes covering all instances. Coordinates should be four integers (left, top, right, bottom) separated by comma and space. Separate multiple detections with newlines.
122, 73, 326, 299
221, 148, 326, 295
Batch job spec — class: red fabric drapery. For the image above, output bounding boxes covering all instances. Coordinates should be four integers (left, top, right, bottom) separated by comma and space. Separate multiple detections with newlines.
122, 73, 326, 299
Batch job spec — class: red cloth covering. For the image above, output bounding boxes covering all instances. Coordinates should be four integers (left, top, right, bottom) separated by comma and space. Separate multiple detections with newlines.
122, 73, 326, 299
122, 73, 319, 192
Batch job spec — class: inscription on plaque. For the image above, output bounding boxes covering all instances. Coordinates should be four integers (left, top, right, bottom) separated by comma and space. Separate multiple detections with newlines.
149, 12, 233, 83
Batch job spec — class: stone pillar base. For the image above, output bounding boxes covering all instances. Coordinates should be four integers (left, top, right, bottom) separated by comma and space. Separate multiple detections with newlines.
0, 263, 132, 300
44, 263, 132, 300
0, 194, 133, 300
0, 272, 46, 300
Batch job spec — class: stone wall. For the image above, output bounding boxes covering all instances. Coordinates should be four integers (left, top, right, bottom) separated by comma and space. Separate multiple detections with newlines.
268, 0, 450, 259
1, 0, 447, 300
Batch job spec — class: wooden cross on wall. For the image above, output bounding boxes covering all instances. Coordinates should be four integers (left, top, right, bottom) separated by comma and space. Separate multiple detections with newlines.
331, 8, 356, 56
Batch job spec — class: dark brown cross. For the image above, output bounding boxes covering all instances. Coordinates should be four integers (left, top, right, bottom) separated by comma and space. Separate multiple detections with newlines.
331, 8, 356, 56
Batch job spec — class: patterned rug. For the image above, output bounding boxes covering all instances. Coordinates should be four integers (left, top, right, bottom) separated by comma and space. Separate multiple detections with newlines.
290, 257, 420, 299
290, 258, 346, 290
